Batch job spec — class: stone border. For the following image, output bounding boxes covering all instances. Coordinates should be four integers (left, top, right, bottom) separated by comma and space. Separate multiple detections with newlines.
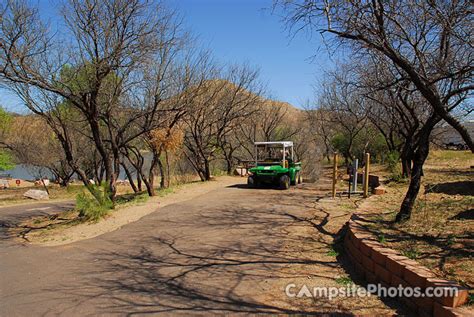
344, 213, 471, 317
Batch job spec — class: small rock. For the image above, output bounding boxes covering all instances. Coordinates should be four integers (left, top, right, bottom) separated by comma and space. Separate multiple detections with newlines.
373, 186, 386, 195
23, 189, 49, 200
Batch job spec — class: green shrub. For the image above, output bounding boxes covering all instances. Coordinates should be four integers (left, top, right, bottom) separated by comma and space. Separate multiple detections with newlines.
335, 276, 353, 286
386, 151, 400, 173
402, 247, 419, 260
377, 233, 386, 244
385, 151, 407, 182
327, 247, 339, 257
210, 167, 226, 177
76, 182, 113, 221
0, 151, 14, 171
331, 129, 390, 163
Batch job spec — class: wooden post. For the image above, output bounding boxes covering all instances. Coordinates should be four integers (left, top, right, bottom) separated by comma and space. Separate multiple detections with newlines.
363, 152, 370, 198
332, 152, 338, 198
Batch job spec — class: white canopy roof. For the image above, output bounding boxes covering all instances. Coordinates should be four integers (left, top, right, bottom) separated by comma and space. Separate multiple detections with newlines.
254, 141, 293, 147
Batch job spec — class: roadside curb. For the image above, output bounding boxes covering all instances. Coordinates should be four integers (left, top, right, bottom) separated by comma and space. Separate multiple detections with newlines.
344, 213, 471, 317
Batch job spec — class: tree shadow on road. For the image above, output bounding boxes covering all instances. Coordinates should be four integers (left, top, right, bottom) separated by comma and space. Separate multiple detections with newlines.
48, 187, 404, 315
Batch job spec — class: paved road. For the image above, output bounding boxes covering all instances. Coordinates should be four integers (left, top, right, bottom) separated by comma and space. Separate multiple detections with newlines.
0, 200, 75, 242
0, 179, 400, 316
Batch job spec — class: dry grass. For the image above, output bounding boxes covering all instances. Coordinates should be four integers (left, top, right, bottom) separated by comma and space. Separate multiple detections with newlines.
0, 185, 83, 206
0, 181, 151, 207
362, 150, 473, 291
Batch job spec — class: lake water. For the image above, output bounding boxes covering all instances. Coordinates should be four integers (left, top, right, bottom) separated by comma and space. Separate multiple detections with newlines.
1, 164, 54, 180
2, 163, 137, 181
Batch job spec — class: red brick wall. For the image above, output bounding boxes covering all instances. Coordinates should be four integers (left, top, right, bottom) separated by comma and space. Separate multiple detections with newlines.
344, 215, 470, 317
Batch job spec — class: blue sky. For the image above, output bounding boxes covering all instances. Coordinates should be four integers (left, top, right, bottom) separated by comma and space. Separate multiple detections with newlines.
0, 0, 335, 111
170, 0, 334, 107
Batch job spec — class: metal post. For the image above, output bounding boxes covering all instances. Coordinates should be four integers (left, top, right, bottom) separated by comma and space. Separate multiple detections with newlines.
332, 153, 338, 198
352, 159, 358, 192
363, 153, 370, 198
254, 146, 257, 167
362, 170, 365, 194
348, 175, 351, 199
282, 145, 286, 167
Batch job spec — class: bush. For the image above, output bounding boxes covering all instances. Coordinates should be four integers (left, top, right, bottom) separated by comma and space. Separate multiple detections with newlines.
330, 129, 390, 163
386, 151, 400, 173
76, 182, 113, 221
386, 151, 405, 182
0, 151, 14, 171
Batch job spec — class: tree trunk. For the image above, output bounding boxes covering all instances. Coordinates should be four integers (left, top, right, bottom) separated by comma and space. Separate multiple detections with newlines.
225, 157, 233, 175
427, 100, 474, 152
142, 176, 154, 196
108, 156, 121, 205
88, 111, 115, 203
396, 147, 427, 222
395, 121, 435, 222
57, 171, 73, 187
401, 158, 412, 178
158, 157, 165, 189
197, 169, 205, 181
136, 170, 143, 191
204, 159, 211, 181
400, 146, 413, 178
41, 178, 50, 195
98, 163, 105, 184
165, 151, 171, 188
121, 163, 138, 193
442, 115, 474, 152
51, 170, 70, 187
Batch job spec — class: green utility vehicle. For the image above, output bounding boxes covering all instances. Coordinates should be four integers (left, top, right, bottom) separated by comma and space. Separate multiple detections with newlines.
248, 141, 302, 189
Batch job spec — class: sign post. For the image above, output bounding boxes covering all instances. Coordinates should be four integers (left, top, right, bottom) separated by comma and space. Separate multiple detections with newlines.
363, 153, 370, 198
352, 159, 359, 193
332, 152, 338, 198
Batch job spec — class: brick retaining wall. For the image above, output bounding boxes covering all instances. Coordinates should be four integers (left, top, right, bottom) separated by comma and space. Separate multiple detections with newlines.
344, 213, 471, 317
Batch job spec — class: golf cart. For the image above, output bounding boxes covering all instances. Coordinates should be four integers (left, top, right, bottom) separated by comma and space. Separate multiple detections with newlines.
247, 141, 302, 189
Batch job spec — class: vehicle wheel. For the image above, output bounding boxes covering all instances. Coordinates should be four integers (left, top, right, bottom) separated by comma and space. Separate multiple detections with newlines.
297, 172, 302, 184
279, 175, 290, 190
248, 176, 257, 188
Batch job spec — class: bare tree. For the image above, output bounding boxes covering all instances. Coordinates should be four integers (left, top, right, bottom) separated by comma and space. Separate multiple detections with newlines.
0, 0, 188, 203
304, 107, 335, 162
278, 0, 473, 151
358, 65, 422, 178
236, 99, 302, 161
183, 64, 263, 181
278, 0, 473, 221
2, 115, 75, 186
317, 70, 369, 164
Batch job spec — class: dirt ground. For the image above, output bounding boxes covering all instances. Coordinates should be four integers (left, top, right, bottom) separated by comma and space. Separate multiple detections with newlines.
0, 170, 404, 316
254, 175, 403, 314
361, 150, 473, 298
